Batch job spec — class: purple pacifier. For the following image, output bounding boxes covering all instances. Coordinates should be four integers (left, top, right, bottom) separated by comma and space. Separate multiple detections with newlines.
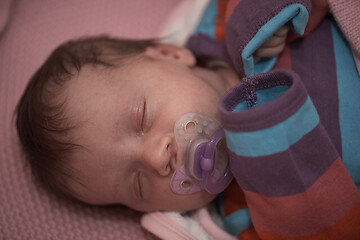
170, 113, 233, 195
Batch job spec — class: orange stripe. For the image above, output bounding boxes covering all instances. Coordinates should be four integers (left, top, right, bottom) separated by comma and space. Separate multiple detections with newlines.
225, 0, 242, 22
223, 180, 248, 216
244, 157, 360, 237
273, 44, 292, 70
215, 0, 228, 40
304, 0, 328, 36
239, 224, 261, 240
288, 0, 328, 42
256, 203, 360, 240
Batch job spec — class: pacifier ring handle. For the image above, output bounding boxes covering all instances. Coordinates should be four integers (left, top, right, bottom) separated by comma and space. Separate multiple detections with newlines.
192, 128, 233, 194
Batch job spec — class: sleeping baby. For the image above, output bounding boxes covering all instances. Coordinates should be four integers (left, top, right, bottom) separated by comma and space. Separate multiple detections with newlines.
15, 0, 360, 239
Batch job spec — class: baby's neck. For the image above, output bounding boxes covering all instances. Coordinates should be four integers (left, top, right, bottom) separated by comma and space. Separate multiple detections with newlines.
209, 60, 241, 91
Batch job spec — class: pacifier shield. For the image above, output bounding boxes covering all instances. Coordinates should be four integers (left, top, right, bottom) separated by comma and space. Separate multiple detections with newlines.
171, 113, 229, 195
173, 113, 220, 177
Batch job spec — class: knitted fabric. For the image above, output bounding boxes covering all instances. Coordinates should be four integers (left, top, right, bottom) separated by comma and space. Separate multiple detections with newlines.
329, 0, 360, 72
0, 0, 184, 239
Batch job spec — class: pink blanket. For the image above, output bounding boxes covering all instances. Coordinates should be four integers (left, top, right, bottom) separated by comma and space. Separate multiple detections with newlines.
0, 0, 186, 239
329, 0, 360, 72
2, 0, 359, 239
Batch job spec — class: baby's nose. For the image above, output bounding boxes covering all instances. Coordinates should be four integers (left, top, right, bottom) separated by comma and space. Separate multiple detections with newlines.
143, 135, 175, 176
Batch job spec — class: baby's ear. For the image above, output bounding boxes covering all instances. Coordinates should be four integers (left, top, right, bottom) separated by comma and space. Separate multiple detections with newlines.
144, 43, 196, 67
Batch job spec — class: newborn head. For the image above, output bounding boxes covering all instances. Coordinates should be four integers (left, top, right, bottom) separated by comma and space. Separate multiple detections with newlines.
16, 36, 238, 212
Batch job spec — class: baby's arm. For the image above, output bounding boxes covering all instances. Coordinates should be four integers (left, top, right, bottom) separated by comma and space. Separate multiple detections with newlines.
225, 0, 317, 78
218, 1, 360, 238
218, 69, 360, 239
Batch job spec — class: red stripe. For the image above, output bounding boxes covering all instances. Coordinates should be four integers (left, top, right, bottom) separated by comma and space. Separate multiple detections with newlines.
288, 0, 328, 42
215, 0, 228, 40
223, 181, 248, 216
244, 157, 360, 237
256, 203, 360, 239
225, 0, 242, 22
239, 224, 261, 240
273, 44, 292, 70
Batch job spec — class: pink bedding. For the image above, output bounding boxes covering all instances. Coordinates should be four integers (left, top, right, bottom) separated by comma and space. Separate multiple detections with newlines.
2, 0, 360, 239
0, 0, 186, 239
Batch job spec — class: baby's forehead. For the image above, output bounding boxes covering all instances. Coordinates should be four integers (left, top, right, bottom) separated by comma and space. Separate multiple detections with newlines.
65, 67, 116, 101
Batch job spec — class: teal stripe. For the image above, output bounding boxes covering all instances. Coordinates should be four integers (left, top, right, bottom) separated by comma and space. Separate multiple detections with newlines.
233, 85, 290, 111
330, 22, 360, 190
254, 56, 278, 75
225, 97, 319, 157
192, 0, 217, 39
224, 208, 252, 236
242, 4, 309, 76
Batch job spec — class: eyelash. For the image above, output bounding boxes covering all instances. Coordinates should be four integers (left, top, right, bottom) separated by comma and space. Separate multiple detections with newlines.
137, 171, 143, 199
136, 100, 147, 134
140, 100, 146, 131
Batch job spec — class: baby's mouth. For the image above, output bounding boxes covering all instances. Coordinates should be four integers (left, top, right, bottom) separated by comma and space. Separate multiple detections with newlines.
173, 113, 220, 167
170, 113, 226, 194
170, 126, 233, 195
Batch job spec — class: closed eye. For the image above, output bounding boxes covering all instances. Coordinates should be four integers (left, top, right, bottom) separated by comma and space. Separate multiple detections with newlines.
141, 100, 146, 131
136, 100, 146, 133
137, 171, 143, 199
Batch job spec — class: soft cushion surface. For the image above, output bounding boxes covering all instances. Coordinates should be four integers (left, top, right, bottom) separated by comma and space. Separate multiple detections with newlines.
0, 0, 187, 239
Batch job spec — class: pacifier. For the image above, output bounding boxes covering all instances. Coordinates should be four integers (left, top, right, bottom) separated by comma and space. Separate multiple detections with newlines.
170, 113, 233, 195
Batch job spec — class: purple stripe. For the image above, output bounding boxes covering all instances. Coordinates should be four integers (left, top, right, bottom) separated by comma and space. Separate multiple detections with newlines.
186, 34, 232, 65
226, 0, 311, 78
290, 18, 342, 155
229, 124, 339, 197
219, 69, 307, 132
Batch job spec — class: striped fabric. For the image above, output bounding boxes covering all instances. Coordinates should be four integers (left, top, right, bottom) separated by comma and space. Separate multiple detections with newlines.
188, 0, 360, 238
219, 70, 360, 239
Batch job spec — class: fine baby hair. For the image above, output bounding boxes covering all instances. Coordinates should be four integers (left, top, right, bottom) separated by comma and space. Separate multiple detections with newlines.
15, 36, 154, 199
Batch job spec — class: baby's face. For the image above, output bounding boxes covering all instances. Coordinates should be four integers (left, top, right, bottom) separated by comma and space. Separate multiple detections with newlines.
65, 44, 238, 212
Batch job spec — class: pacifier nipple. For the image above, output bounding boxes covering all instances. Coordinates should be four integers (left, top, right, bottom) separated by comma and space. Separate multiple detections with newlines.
171, 113, 232, 195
